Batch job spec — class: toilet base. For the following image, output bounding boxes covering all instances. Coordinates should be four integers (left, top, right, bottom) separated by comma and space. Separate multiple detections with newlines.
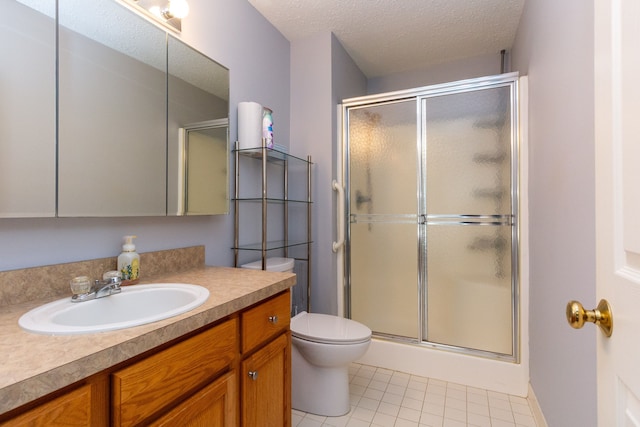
291, 343, 351, 416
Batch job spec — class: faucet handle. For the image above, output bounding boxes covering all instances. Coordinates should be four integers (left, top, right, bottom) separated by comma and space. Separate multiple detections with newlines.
102, 270, 122, 285
70, 276, 92, 296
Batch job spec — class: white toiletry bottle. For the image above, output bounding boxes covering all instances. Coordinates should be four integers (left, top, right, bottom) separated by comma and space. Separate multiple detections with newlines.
117, 235, 140, 284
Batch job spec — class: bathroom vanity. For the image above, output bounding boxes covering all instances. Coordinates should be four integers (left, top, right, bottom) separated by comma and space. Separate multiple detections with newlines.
0, 257, 294, 426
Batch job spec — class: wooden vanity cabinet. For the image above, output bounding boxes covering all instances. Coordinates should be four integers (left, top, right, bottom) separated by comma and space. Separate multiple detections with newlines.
111, 317, 237, 427
149, 371, 237, 427
240, 290, 291, 427
0, 385, 93, 427
1, 289, 292, 427
0, 377, 108, 427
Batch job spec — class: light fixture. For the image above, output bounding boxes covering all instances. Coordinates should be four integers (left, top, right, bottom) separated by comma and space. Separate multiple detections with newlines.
163, 0, 190, 19
148, 0, 189, 20
128, 0, 190, 32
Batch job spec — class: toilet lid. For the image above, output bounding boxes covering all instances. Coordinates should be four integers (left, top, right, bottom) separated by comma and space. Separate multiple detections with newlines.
291, 312, 371, 344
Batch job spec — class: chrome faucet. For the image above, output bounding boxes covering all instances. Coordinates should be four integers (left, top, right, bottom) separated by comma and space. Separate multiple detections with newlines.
71, 274, 122, 302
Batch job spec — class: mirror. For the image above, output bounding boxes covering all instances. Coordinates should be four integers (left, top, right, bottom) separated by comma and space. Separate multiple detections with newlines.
57, 0, 168, 216
167, 36, 230, 215
173, 120, 229, 215
0, 1, 56, 217
1, 0, 230, 218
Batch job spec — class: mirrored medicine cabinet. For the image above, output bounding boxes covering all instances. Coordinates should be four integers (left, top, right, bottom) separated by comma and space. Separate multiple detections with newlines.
1, 0, 230, 218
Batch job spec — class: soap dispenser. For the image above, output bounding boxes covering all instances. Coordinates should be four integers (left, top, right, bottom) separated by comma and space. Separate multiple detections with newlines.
117, 235, 140, 283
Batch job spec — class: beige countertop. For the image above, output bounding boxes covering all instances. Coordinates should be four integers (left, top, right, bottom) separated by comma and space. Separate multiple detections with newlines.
0, 266, 296, 415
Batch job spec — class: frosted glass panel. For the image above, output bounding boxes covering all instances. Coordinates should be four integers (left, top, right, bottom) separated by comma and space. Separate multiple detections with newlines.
348, 100, 419, 339
424, 86, 512, 215
426, 224, 512, 354
345, 75, 518, 359
351, 222, 418, 338
348, 101, 417, 215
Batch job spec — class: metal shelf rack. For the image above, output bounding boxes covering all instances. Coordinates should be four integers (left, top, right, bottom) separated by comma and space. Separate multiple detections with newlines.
232, 139, 312, 312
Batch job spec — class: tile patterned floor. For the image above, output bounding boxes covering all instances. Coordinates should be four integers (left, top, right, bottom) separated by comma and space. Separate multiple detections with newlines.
292, 363, 537, 427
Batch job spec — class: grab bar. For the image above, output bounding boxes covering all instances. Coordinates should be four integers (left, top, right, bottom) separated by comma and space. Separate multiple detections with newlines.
332, 180, 345, 252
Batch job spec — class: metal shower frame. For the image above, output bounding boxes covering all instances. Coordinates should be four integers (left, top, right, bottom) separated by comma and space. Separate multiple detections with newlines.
339, 73, 521, 362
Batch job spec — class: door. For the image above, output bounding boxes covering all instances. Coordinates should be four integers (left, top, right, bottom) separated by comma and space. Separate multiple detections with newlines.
344, 74, 519, 357
346, 99, 420, 339
422, 84, 516, 357
241, 333, 291, 427
594, 0, 640, 423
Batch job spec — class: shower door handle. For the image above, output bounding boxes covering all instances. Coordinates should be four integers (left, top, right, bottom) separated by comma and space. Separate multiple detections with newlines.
332, 180, 345, 252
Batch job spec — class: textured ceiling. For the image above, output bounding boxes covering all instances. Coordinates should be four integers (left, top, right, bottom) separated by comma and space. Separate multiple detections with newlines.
248, 0, 525, 78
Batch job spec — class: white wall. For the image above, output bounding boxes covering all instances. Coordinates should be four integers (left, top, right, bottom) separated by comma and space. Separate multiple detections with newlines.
367, 52, 502, 94
290, 32, 366, 314
511, 1, 596, 426
290, 32, 333, 313
0, 0, 290, 272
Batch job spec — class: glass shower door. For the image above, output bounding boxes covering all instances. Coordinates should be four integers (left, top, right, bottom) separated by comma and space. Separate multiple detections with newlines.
423, 84, 516, 355
347, 100, 420, 340
344, 74, 519, 359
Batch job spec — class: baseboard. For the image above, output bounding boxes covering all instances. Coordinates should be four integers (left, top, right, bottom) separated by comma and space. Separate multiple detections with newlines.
528, 383, 548, 427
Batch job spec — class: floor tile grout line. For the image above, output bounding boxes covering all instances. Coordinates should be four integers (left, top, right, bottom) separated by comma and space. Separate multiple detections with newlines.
295, 362, 538, 426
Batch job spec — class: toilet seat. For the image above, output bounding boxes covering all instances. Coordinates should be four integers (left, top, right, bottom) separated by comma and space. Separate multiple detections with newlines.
291, 312, 371, 345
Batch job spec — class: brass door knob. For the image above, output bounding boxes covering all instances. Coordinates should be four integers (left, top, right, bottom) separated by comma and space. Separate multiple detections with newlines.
566, 299, 613, 337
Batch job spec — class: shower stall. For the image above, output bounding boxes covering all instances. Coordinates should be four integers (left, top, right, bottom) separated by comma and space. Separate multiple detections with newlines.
340, 73, 520, 364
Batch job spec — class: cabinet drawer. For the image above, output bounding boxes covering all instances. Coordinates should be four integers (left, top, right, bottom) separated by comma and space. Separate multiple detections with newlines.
241, 290, 290, 353
0, 384, 92, 427
112, 318, 237, 427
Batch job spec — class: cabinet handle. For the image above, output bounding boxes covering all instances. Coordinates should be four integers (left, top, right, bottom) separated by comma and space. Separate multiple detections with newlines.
268, 315, 278, 324
248, 371, 258, 380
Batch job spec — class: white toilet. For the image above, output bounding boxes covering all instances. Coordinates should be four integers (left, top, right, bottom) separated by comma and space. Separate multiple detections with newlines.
241, 257, 372, 417
290, 311, 371, 416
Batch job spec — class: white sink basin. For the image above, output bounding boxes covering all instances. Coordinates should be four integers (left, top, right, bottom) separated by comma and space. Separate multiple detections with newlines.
19, 283, 210, 335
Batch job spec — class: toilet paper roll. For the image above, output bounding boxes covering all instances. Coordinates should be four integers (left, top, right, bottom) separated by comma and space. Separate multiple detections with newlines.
237, 101, 263, 149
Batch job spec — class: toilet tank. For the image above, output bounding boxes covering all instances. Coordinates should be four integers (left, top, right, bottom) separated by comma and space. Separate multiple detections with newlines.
240, 257, 295, 273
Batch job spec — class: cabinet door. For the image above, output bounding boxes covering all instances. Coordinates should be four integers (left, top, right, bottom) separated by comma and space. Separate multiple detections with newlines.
241, 333, 291, 427
112, 318, 237, 426
150, 371, 237, 427
0, 382, 107, 427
